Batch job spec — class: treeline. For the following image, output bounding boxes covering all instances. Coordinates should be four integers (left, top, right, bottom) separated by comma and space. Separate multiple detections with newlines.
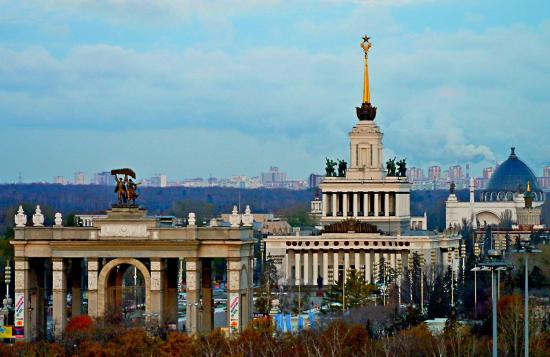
0, 184, 547, 234
1, 310, 548, 357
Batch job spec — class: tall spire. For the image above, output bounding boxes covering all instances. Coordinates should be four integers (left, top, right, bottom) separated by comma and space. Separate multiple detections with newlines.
361, 35, 372, 104
356, 35, 377, 121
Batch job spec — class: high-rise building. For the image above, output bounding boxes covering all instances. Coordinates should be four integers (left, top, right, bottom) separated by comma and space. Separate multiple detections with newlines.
74, 172, 86, 185
428, 166, 441, 180
53, 176, 67, 185
544, 166, 550, 177
150, 174, 168, 187
308, 173, 324, 188
92, 171, 112, 185
483, 167, 494, 179
261, 166, 287, 185
448, 165, 463, 181
408, 167, 423, 182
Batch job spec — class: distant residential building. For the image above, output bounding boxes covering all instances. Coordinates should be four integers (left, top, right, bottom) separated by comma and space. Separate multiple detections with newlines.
150, 174, 167, 187
92, 171, 112, 185
428, 166, 441, 180
448, 165, 463, 181
308, 173, 324, 188
53, 176, 68, 185
483, 167, 495, 179
74, 172, 86, 185
408, 167, 423, 182
544, 166, 550, 178
261, 166, 287, 185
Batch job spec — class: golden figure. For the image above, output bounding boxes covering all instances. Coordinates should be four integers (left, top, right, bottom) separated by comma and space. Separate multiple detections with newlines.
126, 179, 141, 205
360, 35, 372, 104
114, 175, 127, 205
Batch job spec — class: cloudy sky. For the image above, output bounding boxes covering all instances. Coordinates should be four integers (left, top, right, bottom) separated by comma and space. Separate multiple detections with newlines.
1, 0, 549, 183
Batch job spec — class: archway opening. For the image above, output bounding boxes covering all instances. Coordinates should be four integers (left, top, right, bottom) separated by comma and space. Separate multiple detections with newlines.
106, 264, 146, 324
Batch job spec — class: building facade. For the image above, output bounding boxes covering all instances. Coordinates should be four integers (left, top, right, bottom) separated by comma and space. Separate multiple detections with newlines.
265, 37, 460, 287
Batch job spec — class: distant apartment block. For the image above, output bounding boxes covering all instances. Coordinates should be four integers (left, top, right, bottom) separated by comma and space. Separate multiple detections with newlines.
149, 174, 168, 187
483, 167, 495, 179
53, 176, 68, 185
92, 171, 112, 185
261, 166, 287, 185
308, 173, 324, 188
448, 165, 463, 181
428, 166, 441, 180
74, 172, 86, 185
408, 167, 423, 182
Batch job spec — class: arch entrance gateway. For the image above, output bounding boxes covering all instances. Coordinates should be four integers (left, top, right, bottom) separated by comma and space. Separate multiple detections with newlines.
12, 206, 255, 341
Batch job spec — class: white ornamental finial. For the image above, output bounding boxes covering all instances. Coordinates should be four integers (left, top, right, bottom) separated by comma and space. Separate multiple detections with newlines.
229, 205, 241, 227
242, 205, 253, 227
54, 212, 63, 226
14, 205, 27, 227
188, 212, 196, 226
32, 205, 44, 227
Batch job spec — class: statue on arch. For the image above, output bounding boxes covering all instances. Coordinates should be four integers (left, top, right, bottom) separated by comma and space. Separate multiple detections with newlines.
337, 159, 348, 177
325, 158, 337, 177
111, 168, 138, 206
114, 175, 127, 205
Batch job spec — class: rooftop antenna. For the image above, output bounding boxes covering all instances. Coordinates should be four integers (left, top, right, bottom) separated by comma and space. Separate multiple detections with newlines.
18, 172, 22, 184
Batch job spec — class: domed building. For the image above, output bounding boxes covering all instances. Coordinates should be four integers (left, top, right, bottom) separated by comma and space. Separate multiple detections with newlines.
446, 147, 545, 228
481, 147, 544, 202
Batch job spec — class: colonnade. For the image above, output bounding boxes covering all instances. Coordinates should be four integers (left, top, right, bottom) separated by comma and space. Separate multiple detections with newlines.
322, 191, 409, 218
285, 249, 410, 286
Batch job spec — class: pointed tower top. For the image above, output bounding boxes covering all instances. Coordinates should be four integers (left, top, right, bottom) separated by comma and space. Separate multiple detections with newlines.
356, 35, 377, 121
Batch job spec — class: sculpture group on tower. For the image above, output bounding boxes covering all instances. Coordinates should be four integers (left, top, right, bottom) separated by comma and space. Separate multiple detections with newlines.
325, 158, 347, 177
385, 158, 407, 178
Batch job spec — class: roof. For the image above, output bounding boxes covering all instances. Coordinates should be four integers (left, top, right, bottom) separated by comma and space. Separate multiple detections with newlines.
486, 147, 539, 192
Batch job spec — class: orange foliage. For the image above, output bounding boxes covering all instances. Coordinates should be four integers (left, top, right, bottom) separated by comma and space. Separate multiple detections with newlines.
65, 315, 94, 334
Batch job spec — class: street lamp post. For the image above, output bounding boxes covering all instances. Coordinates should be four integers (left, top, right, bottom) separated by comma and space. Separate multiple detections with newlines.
473, 249, 512, 357
512, 235, 541, 357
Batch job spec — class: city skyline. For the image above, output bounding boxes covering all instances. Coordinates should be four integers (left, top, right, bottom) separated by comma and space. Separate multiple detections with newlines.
0, 1, 549, 182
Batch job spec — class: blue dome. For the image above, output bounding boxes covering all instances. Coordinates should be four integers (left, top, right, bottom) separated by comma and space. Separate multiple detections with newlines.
486, 147, 539, 192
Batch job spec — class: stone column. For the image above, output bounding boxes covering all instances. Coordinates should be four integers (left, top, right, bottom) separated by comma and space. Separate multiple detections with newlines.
150, 258, 165, 324
322, 193, 328, 217
385, 193, 390, 217
303, 252, 309, 285
363, 193, 369, 215
322, 251, 329, 286
332, 251, 339, 283
52, 258, 67, 338
374, 252, 380, 281
14, 258, 31, 340
364, 251, 371, 283
295, 252, 301, 285
354, 252, 361, 271
201, 259, 213, 333
312, 252, 319, 287
87, 259, 98, 318
374, 193, 379, 217
285, 250, 292, 283
185, 258, 200, 334
342, 193, 348, 217
353, 193, 359, 217
332, 193, 338, 217
344, 252, 350, 280
71, 259, 82, 318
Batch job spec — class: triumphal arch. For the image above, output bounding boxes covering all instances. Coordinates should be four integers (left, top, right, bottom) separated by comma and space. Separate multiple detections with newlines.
12, 170, 255, 341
